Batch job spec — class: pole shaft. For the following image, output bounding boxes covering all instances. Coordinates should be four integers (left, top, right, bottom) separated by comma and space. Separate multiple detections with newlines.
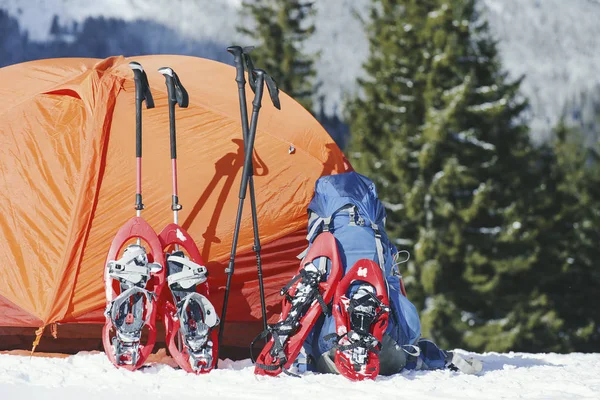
169, 101, 177, 160
219, 72, 265, 352
249, 179, 267, 333
135, 96, 143, 210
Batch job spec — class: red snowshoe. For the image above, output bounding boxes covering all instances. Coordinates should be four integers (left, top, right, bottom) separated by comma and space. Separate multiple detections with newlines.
160, 224, 219, 374
330, 259, 390, 381
103, 217, 166, 371
254, 232, 342, 376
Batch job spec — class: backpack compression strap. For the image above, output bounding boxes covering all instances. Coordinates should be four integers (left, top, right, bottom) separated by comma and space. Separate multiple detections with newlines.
300, 205, 386, 274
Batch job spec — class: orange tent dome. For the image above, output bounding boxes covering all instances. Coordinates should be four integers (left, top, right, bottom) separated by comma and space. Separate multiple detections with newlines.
0, 55, 350, 350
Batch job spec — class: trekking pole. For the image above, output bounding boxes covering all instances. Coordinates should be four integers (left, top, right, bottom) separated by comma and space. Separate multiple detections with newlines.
219, 68, 280, 354
226, 45, 268, 336
130, 62, 155, 244
158, 67, 189, 242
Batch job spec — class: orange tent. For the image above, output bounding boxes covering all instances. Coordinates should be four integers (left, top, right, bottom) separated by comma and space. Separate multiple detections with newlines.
0, 55, 350, 351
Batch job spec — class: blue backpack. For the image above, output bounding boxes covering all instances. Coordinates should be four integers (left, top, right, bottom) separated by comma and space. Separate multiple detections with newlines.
301, 172, 421, 359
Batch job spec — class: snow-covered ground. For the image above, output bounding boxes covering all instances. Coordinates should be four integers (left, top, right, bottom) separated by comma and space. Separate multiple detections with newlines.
1, 351, 599, 400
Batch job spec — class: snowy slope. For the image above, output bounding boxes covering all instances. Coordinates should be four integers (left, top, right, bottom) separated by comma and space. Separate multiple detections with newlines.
2, 0, 600, 141
1, 351, 600, 400
481, 0, 600, 141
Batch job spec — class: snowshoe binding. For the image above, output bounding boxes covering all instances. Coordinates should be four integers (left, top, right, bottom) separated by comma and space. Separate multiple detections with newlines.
103, 222, 166, 371
328, 259, 390, 381
163, 250, 219, 373
254, 232, 342, 377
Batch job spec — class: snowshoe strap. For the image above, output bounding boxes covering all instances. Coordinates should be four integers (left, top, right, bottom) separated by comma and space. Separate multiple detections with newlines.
340, 337, 380, 354
114, 245, 146, 266
167, 256, 208, 290
325, 331, 381, 354
177, 292, 219, 328
250, 329, 272, 363
280, 264, 329, 315
280, 272, 304, 297
107, 247, 153, 285
108, 286, 155, 333
108, 262, 150, 286
251, 328, 302, 378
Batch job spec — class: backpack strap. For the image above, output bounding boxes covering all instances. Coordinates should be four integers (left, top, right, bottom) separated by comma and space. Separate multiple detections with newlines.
371, 223, 386, 273
298, 213, 333, 260
305, 214, 332, 242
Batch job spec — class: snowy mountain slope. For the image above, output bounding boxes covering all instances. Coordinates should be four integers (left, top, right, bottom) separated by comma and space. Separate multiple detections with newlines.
2, 0, 600, 141
481, 0, 600, 141
1, 351, 599, 400
0, 0, 242, 41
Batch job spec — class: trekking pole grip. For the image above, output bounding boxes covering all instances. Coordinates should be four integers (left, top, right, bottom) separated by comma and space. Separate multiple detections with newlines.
227, 46, 246, 86
251, 69, 266, 110
129, 62, 155, 158
130, 62, 155, 108
158, 67, 188, 160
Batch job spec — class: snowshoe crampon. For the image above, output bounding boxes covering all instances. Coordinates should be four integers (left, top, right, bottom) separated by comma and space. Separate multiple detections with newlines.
160, 223, 219, 374
254, 232, 342, 376
103, 217, 165, 371
330, 259, 390, 381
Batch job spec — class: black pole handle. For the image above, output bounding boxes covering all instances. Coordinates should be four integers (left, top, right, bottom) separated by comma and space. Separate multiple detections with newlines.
227, 46, 246, 86
130, 62, 155, 108
244, 52, 257, 93
264, 74, 281, 110
129, 62, 154, 159
158, 67, 189, 160
158, 67, 189, 109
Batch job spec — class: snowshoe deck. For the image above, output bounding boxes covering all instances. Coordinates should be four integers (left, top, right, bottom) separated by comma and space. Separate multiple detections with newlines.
254, 232, 342, 377
103, 216, 165, 371
330, 259, 390, 381
159, 223, 219, 374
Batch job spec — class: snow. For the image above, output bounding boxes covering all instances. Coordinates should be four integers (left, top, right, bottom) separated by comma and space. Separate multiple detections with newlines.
467, 98, 507, 113
1, 351, 599, 400
453, 132, 496, 151
381, 200, 404, 211
477, 226, 502, 235
433, 171, 445, 182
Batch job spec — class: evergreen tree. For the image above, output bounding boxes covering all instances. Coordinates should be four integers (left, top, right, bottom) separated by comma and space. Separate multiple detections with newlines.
347, 0, 573, 352
529, 122, 600, 352
238, 0, 317, 110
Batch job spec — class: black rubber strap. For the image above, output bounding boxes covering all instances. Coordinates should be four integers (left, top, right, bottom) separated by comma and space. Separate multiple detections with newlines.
315, 293, 330, 315
280, 273, 303, 296
250, 329, 272, 363
255, 361, 282, 371
324, 332, 341, 342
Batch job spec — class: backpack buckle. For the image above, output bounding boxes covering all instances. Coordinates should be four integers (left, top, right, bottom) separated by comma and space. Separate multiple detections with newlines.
323, 216, 332, 232
372, 224, 381, 238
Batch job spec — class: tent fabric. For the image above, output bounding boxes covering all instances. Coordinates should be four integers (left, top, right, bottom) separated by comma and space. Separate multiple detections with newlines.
0, 55, 351, 347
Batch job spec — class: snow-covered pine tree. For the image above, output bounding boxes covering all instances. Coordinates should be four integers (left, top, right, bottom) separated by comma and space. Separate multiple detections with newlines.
347, 0, 431, 253
238, 0, 317, 111
526, 122, 600, 352
348, 0, 556, 352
